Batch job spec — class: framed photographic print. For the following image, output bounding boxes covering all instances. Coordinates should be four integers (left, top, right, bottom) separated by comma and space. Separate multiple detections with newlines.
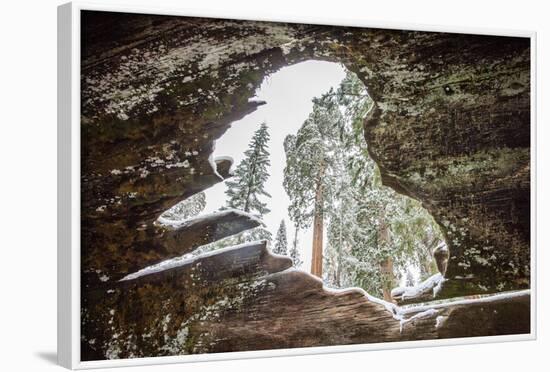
57, 1, 536, 369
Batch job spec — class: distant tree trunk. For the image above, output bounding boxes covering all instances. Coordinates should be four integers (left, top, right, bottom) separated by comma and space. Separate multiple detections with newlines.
380, 257, 394, 302
335, 255, 342, 287
378, 219, 394, 302
334, 208, 344, 287
311, 184, 324, 277
311, 164, 326, 278
293, 227, 299, 252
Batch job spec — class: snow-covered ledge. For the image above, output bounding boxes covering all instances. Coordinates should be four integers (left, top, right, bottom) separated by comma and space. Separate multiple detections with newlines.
391, 273, 446, 305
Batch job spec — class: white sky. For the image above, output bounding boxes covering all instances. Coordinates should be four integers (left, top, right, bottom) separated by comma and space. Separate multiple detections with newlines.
203, 60, 347, 272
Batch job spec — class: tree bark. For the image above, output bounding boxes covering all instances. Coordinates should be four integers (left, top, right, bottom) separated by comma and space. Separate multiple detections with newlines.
311, 164, 326, 278
378, 219, 394, 302
335, 255, 342, 287
380, 257, 394, 302
334, 208, 344, 287
311, 190, 324, 277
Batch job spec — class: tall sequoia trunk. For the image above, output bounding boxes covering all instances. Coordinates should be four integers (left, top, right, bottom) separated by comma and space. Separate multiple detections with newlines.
311, 163, 326, 278
378, 219, 394, 302
334, 207, 344, 287
380, 257, 394, 302
311, 183, 324, 277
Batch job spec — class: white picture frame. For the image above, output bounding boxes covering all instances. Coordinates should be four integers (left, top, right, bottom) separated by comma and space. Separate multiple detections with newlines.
58, 1, 537, 369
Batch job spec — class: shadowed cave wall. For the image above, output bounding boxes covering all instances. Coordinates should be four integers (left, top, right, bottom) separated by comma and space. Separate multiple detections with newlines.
80, 11, 531, 360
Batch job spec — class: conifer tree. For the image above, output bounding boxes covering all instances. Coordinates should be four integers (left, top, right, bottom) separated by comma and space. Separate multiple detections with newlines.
284, 72, 444, 298
226, 122, 271, 217
273, 220, 288, 255
224, 122, 272, 244
322, 72, 443, 298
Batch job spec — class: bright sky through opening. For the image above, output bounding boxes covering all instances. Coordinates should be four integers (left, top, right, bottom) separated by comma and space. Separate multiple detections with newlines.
202, 61, 347, 271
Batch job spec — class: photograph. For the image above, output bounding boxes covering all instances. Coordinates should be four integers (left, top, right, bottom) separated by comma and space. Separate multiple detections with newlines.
78, 8, 532, 363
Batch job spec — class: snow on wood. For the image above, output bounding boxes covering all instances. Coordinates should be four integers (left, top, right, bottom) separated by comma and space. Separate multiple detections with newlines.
208, 150, 224, 181
391, 273, 445, 305
214, 155, 235, 175
102, 208, 263, 283
399, 289, 531, 316
140, 209, 261, 267
121, 239, 274, 281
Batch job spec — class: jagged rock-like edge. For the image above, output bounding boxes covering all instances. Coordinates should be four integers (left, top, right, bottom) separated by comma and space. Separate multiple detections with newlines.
119, 240, 292, 283
86, 208, 263, 285
157, 208, 263, 230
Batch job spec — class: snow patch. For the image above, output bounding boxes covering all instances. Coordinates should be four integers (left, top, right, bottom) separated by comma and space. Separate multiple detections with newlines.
365, 293, 401, 320
391, 273, 444, 302
208, 140, 224, 180
214, 155, 234, 163
165, 159, 190, 169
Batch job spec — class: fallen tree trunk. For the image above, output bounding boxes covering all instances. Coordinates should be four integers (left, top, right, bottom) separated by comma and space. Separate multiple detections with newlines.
82, 243, 530, 360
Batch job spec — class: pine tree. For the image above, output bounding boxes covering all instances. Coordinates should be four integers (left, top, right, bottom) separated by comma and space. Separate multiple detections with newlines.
273, 220, 288, 255
226, 122, 271, 216
223, 122, 272, 244
194, 124, 273, 253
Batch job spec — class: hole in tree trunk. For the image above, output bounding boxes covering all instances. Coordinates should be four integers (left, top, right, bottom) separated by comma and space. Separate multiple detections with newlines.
147, 61, 446, 304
